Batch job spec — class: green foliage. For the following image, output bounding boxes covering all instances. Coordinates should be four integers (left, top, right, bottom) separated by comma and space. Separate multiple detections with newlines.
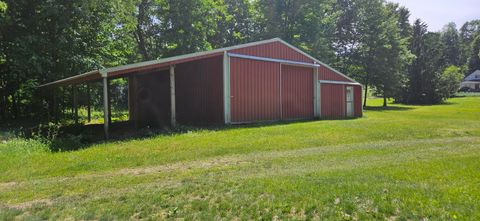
438, 66, 464, 99
31, 122, 61, 145
398, 20, 455, 104
1, 0, 479, 120
441, 23, 461, 66
30, 122, 86, 152
0, 1, 6, 12
459, 20, 480, 70
467, 35, 480, 74
337, 0, 412, 107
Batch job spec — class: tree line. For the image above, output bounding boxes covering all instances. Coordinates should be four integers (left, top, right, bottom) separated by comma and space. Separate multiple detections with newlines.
0, 0, 479, 122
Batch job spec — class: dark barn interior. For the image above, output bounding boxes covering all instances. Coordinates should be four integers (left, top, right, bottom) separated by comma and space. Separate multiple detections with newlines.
129, 55, 224, 128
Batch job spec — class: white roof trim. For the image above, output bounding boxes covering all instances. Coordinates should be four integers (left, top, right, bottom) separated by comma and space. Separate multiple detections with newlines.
319, 80, 361, 86
228, 53, 320, 68
275, 39, 359, 84
103, 38, 281, 75
39, 70, 99, 88
40, 38, 360, 87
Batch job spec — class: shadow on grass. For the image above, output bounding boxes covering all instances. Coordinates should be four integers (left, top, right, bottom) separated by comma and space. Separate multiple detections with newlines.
44, 117, 363, 152
364, 106, 415, 112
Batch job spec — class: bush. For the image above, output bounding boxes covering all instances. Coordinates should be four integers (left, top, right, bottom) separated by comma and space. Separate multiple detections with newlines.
438, 66, 464, 100
31, 122, 85, 152
31, 122, 61, 144
49, 134, 85, 152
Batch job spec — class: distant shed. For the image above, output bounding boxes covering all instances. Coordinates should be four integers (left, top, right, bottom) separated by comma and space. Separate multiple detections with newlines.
40, 38, 363, 138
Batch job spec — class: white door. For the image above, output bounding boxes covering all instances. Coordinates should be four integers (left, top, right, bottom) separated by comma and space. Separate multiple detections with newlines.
346, 86, 354, 117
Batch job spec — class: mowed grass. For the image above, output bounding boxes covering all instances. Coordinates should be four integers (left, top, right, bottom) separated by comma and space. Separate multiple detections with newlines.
0, 97, 479, 220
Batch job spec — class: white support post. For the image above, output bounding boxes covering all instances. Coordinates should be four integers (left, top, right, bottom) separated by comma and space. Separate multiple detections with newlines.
101, 71, 109, 139
313, 67, 320, 118
223, 51, 231, 124
343, 84, 346, 117
318, 82, 322, 119
170, 65, 176, 127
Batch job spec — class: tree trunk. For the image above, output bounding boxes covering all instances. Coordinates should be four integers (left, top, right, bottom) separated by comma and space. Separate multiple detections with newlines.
363, 82, 368, 108
11, 92, 17, 119
383, 86, 388, 107
87, 84, 91, 122
135, 0, 151, 61
0, 91, 5, 122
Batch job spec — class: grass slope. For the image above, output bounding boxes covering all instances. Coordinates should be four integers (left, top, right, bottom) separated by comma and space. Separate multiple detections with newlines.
0, 97, 479, 220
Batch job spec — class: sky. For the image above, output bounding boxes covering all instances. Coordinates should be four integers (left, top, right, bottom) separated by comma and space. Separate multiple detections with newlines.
389, 0, 480, 31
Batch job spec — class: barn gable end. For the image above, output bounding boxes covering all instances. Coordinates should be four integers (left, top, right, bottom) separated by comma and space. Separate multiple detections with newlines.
229, 41, 313, 63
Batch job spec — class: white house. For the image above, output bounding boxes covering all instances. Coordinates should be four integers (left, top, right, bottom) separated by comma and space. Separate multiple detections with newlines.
460, 70, 480, 91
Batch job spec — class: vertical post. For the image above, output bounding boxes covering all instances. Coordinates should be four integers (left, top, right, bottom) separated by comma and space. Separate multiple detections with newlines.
318, 82, 322, 118
107, 81, 112, 125
71, 85, 74, 114
53, 88, 58, 122
223, 51, 231, 124
313, 66, 320, 118
128, 76, 134, 122
103, 76, 110, 139
73, 85, 78, 124
170, 65, 176, 127
343, 85, 346, 117
87, 83, 91, 122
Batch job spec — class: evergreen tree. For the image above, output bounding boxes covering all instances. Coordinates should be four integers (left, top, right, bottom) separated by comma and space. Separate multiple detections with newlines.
467, 35, 480, 74
403, 20, 445, 104
440, 23, 461, 66
459, 20, 480, 66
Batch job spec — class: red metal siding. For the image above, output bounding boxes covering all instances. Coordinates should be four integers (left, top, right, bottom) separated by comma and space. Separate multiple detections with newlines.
281, 65, 314, 120
320, 83, 345, 118
230, 57, 281, 123
229, 41, 313, 63
318, 66, 353, 82
175, 55, 224, 125
354, 85, 363, 117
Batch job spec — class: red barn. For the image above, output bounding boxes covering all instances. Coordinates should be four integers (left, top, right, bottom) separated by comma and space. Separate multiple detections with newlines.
41, 38, 362, 138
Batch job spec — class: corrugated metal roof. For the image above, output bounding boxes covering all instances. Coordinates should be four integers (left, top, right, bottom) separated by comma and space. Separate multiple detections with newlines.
39, 38, 359, 88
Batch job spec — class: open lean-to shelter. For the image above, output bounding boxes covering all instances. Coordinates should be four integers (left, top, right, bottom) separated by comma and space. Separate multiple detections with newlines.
40, 38, 363, 138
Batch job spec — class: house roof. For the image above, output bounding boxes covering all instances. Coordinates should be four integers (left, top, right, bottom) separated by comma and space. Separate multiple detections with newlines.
39, 38, 358, 88
464, 70, 480, 82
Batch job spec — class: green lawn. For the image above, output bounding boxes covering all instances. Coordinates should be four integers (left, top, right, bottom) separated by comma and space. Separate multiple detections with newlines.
1, 97, 479, 220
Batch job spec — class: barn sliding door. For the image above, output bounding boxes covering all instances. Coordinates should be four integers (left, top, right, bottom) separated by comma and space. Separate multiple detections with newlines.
230, 57, 281, 123
230, 57, 315, 123
320, 84, 346, 118
281, 65, 314, 120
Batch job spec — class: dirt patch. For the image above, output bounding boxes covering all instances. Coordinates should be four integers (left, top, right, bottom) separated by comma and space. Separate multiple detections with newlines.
0, 181, 17, 190
7, 199, 53, 210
